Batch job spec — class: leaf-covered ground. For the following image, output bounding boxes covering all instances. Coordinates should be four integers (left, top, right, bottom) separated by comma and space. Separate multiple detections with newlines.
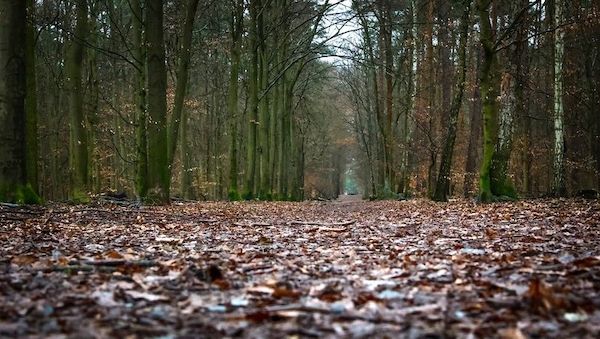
1, 197, 600, 338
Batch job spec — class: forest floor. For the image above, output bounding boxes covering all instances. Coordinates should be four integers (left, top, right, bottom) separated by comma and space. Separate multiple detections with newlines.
1, 197, 600, 338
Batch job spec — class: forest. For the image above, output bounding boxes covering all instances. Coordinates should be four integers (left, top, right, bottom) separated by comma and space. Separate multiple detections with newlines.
1, 0, 600, 337
0, 0, 598, 204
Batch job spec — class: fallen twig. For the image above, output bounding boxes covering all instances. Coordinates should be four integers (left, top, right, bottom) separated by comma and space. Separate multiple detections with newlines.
233, 222, 272, 227
290, 220, 356, 227
70, 259, 157, 267
261, 304, 406, 325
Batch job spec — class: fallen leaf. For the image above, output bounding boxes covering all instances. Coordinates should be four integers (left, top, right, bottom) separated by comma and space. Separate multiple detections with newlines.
11, 254, 37, 266
124, 290, 168, 302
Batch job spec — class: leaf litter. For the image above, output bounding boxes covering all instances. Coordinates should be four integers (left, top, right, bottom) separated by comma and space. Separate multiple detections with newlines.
1, 198, 600, 337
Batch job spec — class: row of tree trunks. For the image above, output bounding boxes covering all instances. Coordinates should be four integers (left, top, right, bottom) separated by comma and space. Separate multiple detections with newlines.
239, 0, 325, 201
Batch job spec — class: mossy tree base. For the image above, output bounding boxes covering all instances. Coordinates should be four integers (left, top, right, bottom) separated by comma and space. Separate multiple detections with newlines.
228, 189, 241, 201
0, 183, 42, 205
70, 188, 90, 204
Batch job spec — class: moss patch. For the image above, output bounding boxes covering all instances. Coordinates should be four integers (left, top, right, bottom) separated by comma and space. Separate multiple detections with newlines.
0, 183, 41, 205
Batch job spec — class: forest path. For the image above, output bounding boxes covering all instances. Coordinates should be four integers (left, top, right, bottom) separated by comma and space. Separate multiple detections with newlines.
1, 199, 600, 338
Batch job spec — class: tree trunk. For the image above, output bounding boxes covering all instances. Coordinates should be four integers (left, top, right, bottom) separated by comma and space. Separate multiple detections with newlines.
477, 0, 500, 202
357, 9, 383, 196
228, 0, 244, 200
132, 0, 148, 199
552, 0, 566, 196
400, 0, 419, 195
489, 71, 517, 198
167, 0, 200, 169
25, 0, 39, 197
464, 43, 482, 197
433, 1, 471, 202
87, 1, 100, 193
66, 0, 89, 202
244, 0, 260, 199
144, 0, 169, 203
258, 3, 270, 199
180, 100, 194, 199
381, 1, 394, 191
0, 0, 37, 203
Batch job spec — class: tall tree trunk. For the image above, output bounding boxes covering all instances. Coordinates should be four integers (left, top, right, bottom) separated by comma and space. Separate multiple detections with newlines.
477, 0, 500, 202
357, 9, 383, 196
384, 2, 394, 192
552, 0, 566, 196
400, 0, 418, 195
278, 77, 290, 199
244, 0, 260, 199
132, 0, 148, 199
433, 0, 471, 202
66, 0, 89, 202
228, 0, 244, 200
25, 0, 39, 197
180, 105, 194, 199
258, 3, 270, 199
87, 1, 100, 193
0, 0, 37, 203
145, 0, 169, 203
425, 0, 436, 197
167, 0, 200, 169
489, 70, 517, 198
515, 0, 531, 196
464, 43, 482, 197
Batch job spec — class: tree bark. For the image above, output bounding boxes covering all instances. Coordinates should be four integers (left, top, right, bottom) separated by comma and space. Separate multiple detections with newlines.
144, 0, 169, 203
228, 0, 244, 200
357, 8, 383, 196
0, 0, 36, 203
167, 0, 200, 169
132, 0, 148, 199
25, 0, 39, 196
400, 0, 419, 195
552, 0, 566, 196
244, 0, 260, 199
477, 0, 500, 202
433, 1, 471, 202
464, 43, 482, 197
489, 71, 517, 198
258, 2, 270, 199
66, 0, 89, 202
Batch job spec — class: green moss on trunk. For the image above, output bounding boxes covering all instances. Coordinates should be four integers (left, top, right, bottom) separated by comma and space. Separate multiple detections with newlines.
0, 184, 41, 205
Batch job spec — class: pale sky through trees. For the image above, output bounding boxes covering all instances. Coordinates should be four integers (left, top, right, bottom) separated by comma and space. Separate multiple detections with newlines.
321, 0, 361, 64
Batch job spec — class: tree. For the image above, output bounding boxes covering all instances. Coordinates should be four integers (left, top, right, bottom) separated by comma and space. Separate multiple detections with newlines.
244, 0, 260, 200
433, 0, 471, 202
25, 0, 39, 197
167, 0, 200, 170
228, 0, 244, 200
144, 0, 169, 203
0, 0, 38, 203
552, 0, 566, 196
132, 0, 148, 199
66, 0, 89, 202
